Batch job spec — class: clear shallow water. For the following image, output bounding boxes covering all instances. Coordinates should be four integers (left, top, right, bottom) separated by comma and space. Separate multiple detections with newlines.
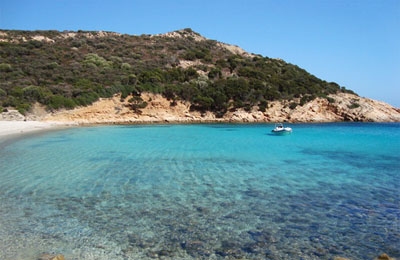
0, 123, 399, 260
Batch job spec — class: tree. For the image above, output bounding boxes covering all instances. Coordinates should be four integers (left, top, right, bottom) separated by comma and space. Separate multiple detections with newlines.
127, 96, 148, 113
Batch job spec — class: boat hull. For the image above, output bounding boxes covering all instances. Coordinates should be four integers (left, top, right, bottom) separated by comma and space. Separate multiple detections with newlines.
271, 128, 292, 135
271, 123, 292, 135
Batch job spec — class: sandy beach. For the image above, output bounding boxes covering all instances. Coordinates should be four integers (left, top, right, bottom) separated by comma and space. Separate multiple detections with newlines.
0, 121, 75, 139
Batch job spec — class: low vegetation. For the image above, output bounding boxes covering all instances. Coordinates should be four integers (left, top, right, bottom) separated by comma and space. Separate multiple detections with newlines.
0, 28, 356, 115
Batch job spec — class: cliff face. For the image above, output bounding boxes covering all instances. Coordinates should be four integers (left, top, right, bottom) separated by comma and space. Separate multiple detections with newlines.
26, 92, 398, 124
263, 93, 400, 123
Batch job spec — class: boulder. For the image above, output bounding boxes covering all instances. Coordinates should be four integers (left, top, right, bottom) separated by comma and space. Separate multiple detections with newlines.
375, 253, 393, 260
38, 253, 65, 260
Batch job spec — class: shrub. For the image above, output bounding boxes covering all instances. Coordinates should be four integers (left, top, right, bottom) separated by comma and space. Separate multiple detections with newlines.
74, 92, 99, 106
128, 96, 147, 112
17, 103, 31, 115
208, 67, 221, 79
10, 86, 24, 98
289, 102, 298, 110
326, 97, 335, 103
119, 85, 135, 99
48, 95, 71, 110
0, 63, 12, 72
83, 53, 112, 69
300, 94, 316, 106
45, 62, 59, 70
0, 88, 7, 97
22, 85, 52, 103
348, 102, 360, 109
258, 100, 268, 112
192, 95, 214, 111
121, 62, 131, 70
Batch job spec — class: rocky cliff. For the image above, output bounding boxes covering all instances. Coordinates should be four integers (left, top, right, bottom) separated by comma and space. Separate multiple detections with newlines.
2, 92, 387, 124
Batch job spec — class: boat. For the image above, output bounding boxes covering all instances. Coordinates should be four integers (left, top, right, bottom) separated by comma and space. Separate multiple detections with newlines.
271, 123, 292, 135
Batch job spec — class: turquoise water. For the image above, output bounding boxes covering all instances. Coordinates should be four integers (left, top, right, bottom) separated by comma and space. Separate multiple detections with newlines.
0, 123, 399, 259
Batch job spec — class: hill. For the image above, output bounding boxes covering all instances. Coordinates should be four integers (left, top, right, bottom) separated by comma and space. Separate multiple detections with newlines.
1, 28, 399, 123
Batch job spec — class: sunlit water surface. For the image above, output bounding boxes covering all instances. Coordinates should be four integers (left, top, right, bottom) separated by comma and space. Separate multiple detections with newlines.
0, 123, 399, 259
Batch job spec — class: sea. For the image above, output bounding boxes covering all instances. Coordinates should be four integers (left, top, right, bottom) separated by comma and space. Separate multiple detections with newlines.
0, 123, 399, 260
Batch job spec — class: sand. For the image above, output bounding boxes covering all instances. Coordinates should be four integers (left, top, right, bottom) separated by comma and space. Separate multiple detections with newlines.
0, 121, 75, 139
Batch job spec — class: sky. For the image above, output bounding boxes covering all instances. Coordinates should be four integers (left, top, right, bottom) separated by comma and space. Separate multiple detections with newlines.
1, 0, 399, 107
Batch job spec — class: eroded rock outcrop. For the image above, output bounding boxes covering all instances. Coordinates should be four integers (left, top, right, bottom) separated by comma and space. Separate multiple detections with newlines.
0, 109, 26, 121
2, 92, 398, 124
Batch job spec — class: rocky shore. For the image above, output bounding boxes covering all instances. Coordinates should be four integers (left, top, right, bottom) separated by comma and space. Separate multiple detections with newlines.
1, 92, 399, 138
2, 92, 397, 125
31, 252, 398, 260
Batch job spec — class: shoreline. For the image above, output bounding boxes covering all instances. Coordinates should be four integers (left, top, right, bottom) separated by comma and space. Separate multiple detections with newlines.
2, 119, 399, 140
0, 120, 78, 140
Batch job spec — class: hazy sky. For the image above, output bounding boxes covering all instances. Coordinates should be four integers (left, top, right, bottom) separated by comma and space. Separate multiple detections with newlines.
1, 0, 399, 107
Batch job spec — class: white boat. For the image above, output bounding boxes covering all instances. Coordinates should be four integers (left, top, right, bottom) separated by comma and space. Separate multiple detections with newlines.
271, 123, 292, 135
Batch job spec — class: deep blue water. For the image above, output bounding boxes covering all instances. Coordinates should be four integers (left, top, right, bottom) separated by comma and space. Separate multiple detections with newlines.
0, 123, 399, 259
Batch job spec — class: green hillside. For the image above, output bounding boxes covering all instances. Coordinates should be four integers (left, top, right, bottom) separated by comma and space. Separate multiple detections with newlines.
0, 28, 355, 115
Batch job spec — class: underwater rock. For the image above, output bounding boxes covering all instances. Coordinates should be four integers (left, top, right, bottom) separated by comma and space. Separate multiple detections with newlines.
146, 249, 174, 258
375, 253, 393, 260
215, 247, 244, 258
158, 249, 174, 257
242, 242, 261, 254
216, 240, 244, 258
37, 254, 65, 260
52, 256, 65, 260
38, 254, 52, 260
248, 229, 277, 243
313, 247, 328, 257
181, 240, 211, 257
333, 253, 395, 260
181, 240, 204, 250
